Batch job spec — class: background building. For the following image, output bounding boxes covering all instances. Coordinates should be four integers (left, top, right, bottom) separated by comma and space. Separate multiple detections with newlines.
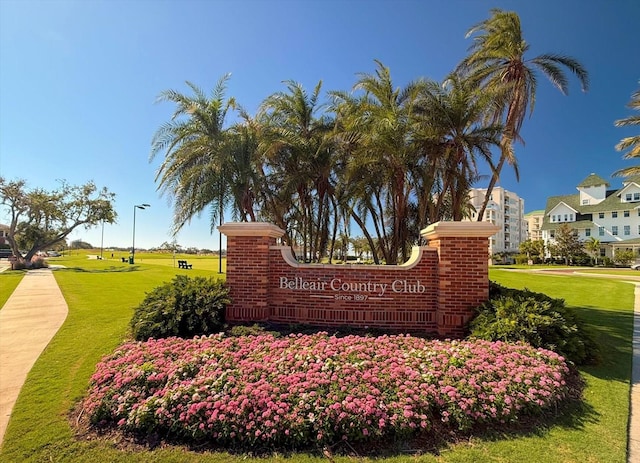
541, 173, 640, 260
525, 210, 545, 241
467, 187, 527, 257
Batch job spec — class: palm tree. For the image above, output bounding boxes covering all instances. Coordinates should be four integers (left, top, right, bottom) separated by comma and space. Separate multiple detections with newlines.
457, 9, 589, 221
412, 74, 501, 223
150, 75, 237, 238
225, 113, 261, 222
258, 80, 335, 261
612, 83, 640, 178
585, 236, 601, 266
331, 60, 423, 264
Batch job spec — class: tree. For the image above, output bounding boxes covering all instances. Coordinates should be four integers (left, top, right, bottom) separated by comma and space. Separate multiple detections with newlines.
330, 61, 423, 264
258, 80, 335, 261
520, 239, 544, 263
412, 74, 501, 223
150, 75, 237, 237
457, 9, 589, 221
614, 249, 635, 266
612, 83, 640, 178
553, 223, 583, 265
0, 178, 116, 266
584, 237, 601, 266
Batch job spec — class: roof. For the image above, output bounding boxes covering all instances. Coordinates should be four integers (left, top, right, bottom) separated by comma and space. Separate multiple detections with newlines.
611, 237, 640, 246
622, 175, 640, 186
541, 186, 639, 231
524, 210, 545, 216
548, 200, 578, 215
577, 173, 610, 188
543, 220, 594, 231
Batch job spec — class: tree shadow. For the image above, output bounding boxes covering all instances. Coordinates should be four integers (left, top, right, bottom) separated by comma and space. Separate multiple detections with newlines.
571, 305, 634, 382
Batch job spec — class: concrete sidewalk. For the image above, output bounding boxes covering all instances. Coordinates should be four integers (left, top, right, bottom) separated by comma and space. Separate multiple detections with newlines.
0, 266, 68, 447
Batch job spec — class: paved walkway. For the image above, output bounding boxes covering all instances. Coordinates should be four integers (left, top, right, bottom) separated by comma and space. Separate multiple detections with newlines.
0, 265, 68, 447
0, 264, 638, 461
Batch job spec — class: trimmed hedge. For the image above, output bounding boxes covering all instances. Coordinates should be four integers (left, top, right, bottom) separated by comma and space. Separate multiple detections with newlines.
469, 282, 599, 365
130, 275, 229, 341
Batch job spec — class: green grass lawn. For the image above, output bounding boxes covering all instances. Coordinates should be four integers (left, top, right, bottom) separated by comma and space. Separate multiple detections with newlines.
0, 269, 23, 309
0, 260, 634, 462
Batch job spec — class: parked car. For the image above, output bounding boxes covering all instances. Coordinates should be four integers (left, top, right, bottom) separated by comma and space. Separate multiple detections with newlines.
631, 263, 640, 270
0, 249, 13, 259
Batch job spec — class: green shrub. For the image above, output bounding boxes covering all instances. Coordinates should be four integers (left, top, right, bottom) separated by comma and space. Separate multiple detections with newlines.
227, 323, 281, 337
130, 275, 230, 341
471, 282, 599, 365
514, 254, 528, 265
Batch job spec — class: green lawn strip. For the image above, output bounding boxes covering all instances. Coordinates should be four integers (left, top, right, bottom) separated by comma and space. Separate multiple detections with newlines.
0, 270, 24, 309
0, 265, 633, 462
475, 269, 634, 463
0, 257, 222, 462
72, 250, 226, 273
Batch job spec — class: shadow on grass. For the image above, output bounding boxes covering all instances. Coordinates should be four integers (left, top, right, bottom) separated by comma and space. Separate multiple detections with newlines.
55, 266, 144, 274
572, 305, 634, 381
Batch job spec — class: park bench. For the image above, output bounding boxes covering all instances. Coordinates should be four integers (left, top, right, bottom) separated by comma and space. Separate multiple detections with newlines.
178, 260, 192, 269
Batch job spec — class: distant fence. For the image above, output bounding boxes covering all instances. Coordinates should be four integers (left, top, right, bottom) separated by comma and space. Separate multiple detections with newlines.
219, 221, 497, 337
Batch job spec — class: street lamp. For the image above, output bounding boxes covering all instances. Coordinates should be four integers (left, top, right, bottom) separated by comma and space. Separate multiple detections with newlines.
100, 220, 104, 260
131, 203, 150, 264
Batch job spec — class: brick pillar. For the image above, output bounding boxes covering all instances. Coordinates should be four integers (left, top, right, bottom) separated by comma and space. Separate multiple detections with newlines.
218, 223, 285, 322
422, 222, 499, 338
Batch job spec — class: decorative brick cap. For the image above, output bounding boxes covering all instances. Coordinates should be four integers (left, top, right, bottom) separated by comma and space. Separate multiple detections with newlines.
218, 222, 285, 238
276, 245, 435, 270
421, 221, 499, 240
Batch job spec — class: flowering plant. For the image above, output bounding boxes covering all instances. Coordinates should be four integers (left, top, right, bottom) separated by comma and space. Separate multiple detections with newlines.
83, 333, 572, 450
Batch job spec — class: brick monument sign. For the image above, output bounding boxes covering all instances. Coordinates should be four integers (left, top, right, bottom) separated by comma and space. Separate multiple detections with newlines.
219, 221, 498, 337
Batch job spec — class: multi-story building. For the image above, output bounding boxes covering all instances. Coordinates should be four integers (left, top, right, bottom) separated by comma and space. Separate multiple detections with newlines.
0, 224, 9, 246
524, 210, 545, 241
467, 187, 527, 256
541, 173, 640, 260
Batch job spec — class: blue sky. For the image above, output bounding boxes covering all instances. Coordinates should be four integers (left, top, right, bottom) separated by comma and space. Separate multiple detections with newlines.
0, 0, 638, 250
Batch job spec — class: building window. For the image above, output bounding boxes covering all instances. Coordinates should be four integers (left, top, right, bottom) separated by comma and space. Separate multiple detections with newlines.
585, 228, 591, 237
582, 199, 589, 205
599, 226, 605, 236
626, 193, 633, 201
624, 210, 630, 217
599, 212, 605, 219
612, 226, 618, 236
600, 248, 606, 257
564, 214, 568, 221
570, 213, 574, 221
624, 225, 631, 235
635, 193, 640, 201
612, 211, 618, 218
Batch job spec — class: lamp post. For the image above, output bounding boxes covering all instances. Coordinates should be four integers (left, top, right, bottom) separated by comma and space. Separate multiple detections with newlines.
100, 220, 104, 260
131, 203, 150, 264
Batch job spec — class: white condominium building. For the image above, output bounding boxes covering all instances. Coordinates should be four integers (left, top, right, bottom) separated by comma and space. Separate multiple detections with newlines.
467, 187, 527, 255
525, 210, 545, 241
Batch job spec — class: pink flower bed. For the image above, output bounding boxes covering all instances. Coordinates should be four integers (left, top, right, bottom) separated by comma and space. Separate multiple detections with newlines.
83, 333, 571, 449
